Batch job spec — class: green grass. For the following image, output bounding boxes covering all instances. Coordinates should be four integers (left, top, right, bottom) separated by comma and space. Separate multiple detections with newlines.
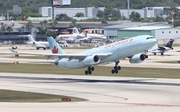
0, 89, 86, 102
0, 63, 180, 79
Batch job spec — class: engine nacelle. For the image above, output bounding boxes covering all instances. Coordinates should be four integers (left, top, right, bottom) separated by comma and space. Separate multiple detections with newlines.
83, 55, 100, 65
129, 53, 148, 63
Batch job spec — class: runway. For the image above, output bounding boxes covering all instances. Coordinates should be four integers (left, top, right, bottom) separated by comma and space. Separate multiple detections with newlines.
0, 73, 180, 112
0, 46, 180, 111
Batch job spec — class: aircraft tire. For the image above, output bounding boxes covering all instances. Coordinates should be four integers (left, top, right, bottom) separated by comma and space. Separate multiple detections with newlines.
111, 70, 115, 74
115, 69, 118, 74
88, 67, 91, 71
88, 71, 92, 75
85, 70, 89, 75
91, 67, 94, 71
114, 66, 118, 71
117, 66, 121, 70
161, 53, 164, 55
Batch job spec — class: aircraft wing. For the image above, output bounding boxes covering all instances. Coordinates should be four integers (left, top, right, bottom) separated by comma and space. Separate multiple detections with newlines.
9, 48, 112, 61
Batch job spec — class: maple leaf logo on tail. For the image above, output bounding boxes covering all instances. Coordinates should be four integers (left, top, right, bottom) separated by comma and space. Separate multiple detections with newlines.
52, 46, 58, 54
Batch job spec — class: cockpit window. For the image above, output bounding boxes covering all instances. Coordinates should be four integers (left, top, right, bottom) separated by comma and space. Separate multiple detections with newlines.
146, 37, 154, 39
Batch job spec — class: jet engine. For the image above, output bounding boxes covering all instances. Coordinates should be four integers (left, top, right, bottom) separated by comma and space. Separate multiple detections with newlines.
83, 55, 100, 65
129, 53, 148, 63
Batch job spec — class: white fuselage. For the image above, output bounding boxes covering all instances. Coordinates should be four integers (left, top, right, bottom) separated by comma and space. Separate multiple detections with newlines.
57, 33, 106, 42
57, 34, 77, 42
28, 41, 49, 49
57, 36, 157, 69
77, 33, 107, 41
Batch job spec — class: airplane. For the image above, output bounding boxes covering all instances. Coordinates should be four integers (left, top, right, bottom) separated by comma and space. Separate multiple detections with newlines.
148, 39, 174, 55
76, 28, 107, 42
19, 35, 50, 50
10, 35, 157, 75
56, 28, 79, 43
57, 28, 107, 43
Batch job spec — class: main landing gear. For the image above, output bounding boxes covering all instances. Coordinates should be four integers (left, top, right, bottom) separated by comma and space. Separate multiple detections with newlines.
85, 66, 94, 75
111, 61, 121, 74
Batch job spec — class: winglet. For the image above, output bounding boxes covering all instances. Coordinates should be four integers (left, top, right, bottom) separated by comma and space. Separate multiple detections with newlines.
9, 47, 18, 53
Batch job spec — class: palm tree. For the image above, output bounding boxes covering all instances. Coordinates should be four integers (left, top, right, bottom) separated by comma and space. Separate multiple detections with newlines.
21, 25, 25, 34
49, 20, 58, 28
1, 25, 6, 32
26, 20, 34, 33
43, 20, 47, 28
6, 26, 13, 40
39, 21, 43, 27
49, 22, 54, 28
18, 28, 22, 35
53, 20, 58, 27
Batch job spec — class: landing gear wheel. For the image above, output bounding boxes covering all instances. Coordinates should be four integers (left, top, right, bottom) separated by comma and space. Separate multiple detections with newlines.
85, 66, 94, 75
111, 70, 115, 74
85, 70, 89, 75
88, 71, 92, 75
117, 66, 121, 70
161, 53, 164, 55
114, 66, 118, 71
91, 67, 94, 71
115, 69, 118, 74
88, 67, 92, 71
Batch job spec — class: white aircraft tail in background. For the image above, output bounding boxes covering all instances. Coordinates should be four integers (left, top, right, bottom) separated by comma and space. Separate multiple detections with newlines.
10, 35, 157, 75
18, 35, 49, 50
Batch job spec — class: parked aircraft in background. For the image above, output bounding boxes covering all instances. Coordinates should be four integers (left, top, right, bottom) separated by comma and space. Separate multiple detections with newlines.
76, 28, 107, 42
57, 27, 107, 43
56, 28, 79, 43
27, 35, 50, 50
10, 35, 157, 75
148, 39, 174, 55
18, 35, 49, 50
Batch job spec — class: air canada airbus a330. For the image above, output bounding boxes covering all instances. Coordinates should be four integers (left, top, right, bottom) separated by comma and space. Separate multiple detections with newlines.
10, 35, 157, 75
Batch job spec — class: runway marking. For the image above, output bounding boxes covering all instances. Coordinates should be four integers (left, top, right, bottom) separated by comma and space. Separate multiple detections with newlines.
130, 103, 180, 107
1, 75, 180, 108
2, 83, 180, 107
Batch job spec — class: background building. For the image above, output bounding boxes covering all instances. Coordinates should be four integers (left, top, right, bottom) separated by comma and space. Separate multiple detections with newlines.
39, 6, 166, 19
39, 7, 103, 18
13, 6, 22, 14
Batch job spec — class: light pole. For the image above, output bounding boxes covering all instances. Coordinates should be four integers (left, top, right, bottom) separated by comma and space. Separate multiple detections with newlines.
128, 0, 130, 20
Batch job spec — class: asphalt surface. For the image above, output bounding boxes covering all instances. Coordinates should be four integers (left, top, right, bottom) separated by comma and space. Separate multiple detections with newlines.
0, 45, 180, 112
0, 73, 180, 112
